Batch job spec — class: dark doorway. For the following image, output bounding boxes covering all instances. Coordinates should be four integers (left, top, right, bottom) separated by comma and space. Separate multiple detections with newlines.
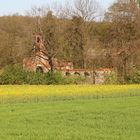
36, 67, 43, 73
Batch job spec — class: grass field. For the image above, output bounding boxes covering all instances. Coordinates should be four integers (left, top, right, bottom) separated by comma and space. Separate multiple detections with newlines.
0, 85, 140, 140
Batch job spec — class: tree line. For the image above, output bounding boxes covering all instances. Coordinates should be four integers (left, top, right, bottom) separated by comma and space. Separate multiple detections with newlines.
0, 0, 140, 84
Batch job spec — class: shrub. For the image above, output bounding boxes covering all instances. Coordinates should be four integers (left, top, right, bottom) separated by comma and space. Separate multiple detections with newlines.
0, 65, 85, 85
127, 71, 140, 84
0, 65, 65, 85
104, 71, 118, 84
63, 75, 85, 85
0, 65, 27, 84
45, 71, 64, 85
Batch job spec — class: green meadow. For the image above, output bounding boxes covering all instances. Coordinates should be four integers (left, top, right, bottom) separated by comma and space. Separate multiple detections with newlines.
0, 85, 140, 140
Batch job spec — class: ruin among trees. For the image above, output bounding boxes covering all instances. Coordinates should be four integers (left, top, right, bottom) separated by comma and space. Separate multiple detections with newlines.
23, 34, 113, 84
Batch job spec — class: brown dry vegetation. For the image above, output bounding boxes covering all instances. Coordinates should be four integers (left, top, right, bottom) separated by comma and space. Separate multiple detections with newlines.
0, 0, 140, 83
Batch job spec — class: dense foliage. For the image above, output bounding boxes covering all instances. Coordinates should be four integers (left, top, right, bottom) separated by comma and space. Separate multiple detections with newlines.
127, 70, 140, 84
0, 65, 85, 85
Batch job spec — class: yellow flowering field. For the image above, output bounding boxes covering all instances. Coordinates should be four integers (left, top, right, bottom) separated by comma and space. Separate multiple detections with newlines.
0, 85, 140, 103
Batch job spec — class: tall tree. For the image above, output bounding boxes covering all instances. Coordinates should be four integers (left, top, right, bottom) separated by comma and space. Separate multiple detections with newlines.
103, 0, 139, 83
65, 16, 86, 68
42, 11, 60, 71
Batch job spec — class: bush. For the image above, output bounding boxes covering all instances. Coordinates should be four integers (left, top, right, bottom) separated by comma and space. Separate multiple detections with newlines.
104, 71, 118, 84
0, 65, 85, 85
63, 75, 85, 85
0, 65, 27, 84
127, 71, 140, 84
45, 71, 64, 85
0, 65, 64, 85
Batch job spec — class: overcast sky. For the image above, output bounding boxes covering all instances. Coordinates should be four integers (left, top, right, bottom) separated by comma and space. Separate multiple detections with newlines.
0, 0, 116, 16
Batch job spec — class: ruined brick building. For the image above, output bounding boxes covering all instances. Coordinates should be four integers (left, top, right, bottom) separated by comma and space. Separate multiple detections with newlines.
23, 34, 73, 73
23, 34, 113, 84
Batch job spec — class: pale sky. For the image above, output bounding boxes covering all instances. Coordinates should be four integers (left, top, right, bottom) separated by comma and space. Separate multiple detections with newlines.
0, 0, 115, 16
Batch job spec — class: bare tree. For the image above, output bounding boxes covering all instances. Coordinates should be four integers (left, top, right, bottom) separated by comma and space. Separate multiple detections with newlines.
104, 0, 139, 21
61, 0, 100, 21
73, 0, 99, 21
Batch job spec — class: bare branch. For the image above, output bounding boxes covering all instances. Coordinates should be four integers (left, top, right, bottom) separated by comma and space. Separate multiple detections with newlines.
60, 0, 100, 21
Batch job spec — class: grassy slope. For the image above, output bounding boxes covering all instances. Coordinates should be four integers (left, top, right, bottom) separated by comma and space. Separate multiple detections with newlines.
0, 96, 140, 140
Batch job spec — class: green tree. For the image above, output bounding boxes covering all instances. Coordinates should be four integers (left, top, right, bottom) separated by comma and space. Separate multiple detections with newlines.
65, 16, 86, 68
42, 11, 60, 72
